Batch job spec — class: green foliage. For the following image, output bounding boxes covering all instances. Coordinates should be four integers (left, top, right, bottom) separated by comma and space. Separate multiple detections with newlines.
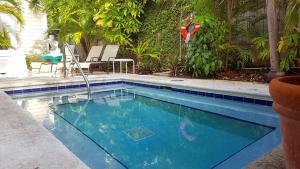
0, 0, 24, 25
193, 0, 216, 18
278, 33, 300, 71
187, 18, 226, 77
40, 0, 98, 44
131, 40, 160, 74
94, 0, 144, 45
252, 36, 270, 61
166, 53, 185, 77
0, 28, 11, 49
218, 44, 260, 70
285, 0, 300, 32
138, 1, 192, 72
0, 0, 24, 48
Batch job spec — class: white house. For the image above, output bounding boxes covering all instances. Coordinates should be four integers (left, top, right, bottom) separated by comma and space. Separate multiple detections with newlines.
0, 0, 48, 76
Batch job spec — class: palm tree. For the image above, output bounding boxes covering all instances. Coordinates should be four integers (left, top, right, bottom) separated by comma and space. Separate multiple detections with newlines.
266, 0, 280, 79
0, 0, 24, 48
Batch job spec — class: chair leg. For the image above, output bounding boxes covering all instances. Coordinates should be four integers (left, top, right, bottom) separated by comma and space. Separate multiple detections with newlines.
38, 63, 43, 74
106, 62, 110, 74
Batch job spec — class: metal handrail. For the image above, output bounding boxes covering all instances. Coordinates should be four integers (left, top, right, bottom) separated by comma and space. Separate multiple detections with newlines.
65, 43, 91, 97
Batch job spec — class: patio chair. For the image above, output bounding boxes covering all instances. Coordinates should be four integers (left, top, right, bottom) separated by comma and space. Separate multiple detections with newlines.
32, 46, 68, 75
101, 45, 135, 74
74, 46, 104, 73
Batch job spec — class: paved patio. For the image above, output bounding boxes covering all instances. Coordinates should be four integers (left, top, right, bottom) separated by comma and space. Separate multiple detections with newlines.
0, 91, 88, 169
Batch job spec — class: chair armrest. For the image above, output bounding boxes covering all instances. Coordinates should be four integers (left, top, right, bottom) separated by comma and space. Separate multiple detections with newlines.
89, 57, 99, 62
108, 57, 115, 62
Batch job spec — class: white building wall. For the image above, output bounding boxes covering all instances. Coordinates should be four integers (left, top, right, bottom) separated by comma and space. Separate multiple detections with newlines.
0, 0, 47, 77
0, 0, 48, 54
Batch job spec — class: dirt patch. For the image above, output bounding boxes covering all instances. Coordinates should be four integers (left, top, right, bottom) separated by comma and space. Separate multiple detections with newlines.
214, 70, 267, 83
156, 70, 268, 83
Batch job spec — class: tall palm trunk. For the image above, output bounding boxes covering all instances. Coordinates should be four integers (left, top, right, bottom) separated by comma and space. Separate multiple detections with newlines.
225, 0, 233, 70
226, 0, 233, 46
266, 0, 280, 74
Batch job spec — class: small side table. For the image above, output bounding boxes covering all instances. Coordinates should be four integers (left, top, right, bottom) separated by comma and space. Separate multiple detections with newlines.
112, 59, 135, 74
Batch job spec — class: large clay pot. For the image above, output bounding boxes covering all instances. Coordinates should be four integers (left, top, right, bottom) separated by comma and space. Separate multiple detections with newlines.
270, 76, 300, 169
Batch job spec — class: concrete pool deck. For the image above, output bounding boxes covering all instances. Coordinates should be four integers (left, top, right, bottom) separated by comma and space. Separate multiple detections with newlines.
0, 74, 271, 100
0, 74, 284, 168
0, 92, 89, 169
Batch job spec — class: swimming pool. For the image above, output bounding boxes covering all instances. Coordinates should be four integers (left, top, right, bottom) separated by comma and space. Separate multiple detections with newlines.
9, 81, 280, 169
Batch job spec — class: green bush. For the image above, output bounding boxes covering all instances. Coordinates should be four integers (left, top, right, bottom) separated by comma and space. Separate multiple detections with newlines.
131, 40, 160, 74
186, 17, 226, 77
25, 54, 47, 70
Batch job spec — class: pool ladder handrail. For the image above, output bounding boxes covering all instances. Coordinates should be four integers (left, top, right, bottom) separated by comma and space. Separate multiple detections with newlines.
65, 43, 91, 98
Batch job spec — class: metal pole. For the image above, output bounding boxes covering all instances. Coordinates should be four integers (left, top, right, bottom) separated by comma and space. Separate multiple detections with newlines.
65, 43, 91, 98
63, 46, 67, 78
179, 4, 183, 59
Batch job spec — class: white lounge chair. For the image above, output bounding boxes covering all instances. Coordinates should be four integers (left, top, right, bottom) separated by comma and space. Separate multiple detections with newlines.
75, 46, 104, 73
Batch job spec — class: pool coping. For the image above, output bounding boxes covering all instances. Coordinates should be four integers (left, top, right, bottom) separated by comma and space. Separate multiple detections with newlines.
0, 75, 271, 100
3, 79, 273, 107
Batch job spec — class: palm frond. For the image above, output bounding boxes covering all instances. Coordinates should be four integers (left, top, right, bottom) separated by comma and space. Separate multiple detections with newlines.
0, 27, 12, 49
0, 2, 24, 25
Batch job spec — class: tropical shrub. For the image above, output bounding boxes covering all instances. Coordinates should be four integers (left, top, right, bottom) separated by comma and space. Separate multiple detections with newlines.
0, 28, 11, 49
0, 0, 23, 49
278, 33, 300, 71
166, 54, 186, 77
253, 33, 300, 71
94, 0, 144, 46
131, 40, 160, 74
252, 36, 270, 61
32, 0, 100, 57
277, 0, 300, 71
285, 0, 300, 33
186, 17, 226, 77
138, 1, 192, 64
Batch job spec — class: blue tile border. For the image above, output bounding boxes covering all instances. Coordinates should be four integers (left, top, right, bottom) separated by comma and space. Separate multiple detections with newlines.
122, 81, 273, 106
4, 80, 273, 106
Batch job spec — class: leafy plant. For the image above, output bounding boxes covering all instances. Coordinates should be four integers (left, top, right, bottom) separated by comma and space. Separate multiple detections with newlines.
35, 0, 102, 56
252, 36, 270, 61
186, 18, 226, 77
138, 0, 192, 72
0, 28, 11, 49
166, 54, 185, 77
131, 40, 160, 74
278, 33, 300, 71
94, 0, 144, 45
0, 0, 24, 24
0, 0, 24, 49
285, 0, 300, 33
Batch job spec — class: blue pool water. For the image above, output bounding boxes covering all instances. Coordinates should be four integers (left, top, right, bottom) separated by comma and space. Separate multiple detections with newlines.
14, 85, 278, 169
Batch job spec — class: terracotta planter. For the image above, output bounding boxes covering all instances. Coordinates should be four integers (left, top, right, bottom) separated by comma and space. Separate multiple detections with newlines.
297, 58, 300, 67
270, 76, 300, 169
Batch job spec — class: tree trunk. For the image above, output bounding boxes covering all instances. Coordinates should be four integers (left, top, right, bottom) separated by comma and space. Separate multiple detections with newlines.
266, 0, 280, 73
80, 38, 89, 60
225, 0, 233, 70
226, 0, 233, 46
